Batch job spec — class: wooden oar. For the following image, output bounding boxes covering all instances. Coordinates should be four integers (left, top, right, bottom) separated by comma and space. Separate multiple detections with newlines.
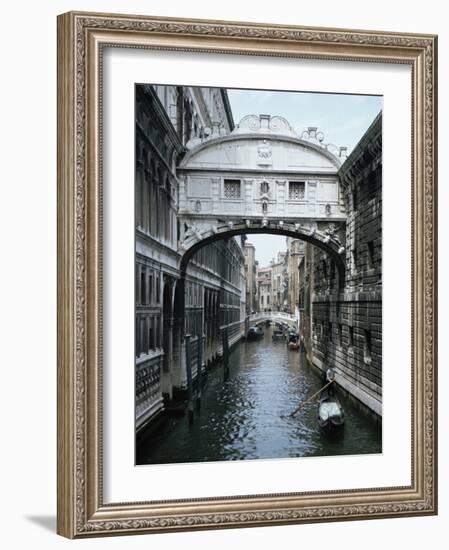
284, 379, 334, 418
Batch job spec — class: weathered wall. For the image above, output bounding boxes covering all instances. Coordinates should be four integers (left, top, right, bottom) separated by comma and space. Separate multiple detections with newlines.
303, 113, 382, 415
135, 85, 245, 431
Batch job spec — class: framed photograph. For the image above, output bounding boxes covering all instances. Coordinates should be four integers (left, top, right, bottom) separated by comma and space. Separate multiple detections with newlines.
57, 11, 437, 538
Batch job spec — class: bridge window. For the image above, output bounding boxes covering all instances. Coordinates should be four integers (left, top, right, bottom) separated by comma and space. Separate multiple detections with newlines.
223, 179, 241, 199
288, 181, 305, 200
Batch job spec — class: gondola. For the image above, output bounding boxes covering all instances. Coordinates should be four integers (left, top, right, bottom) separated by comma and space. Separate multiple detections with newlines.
317, 388, 345, 434
272, 329, 285, 341
247, 326, 264, 340
287, 330, 299, 350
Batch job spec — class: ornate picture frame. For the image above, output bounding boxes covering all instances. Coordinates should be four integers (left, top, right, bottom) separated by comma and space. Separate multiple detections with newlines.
57, 11, 437, 538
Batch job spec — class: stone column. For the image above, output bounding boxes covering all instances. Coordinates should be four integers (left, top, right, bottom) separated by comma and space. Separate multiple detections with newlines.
211, 177, 221, 214
276, 179, 287, 215
307, 181, 317, 215
178, 175, 187, 210
136, 263, 142, 306
243, 178, 253, 215
161, 319, 174, 398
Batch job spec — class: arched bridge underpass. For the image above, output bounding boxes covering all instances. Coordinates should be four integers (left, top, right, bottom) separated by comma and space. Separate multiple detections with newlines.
248, 311, 298, 329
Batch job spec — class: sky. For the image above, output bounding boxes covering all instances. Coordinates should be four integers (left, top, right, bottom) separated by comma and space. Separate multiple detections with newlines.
247, 235, 289, 267
227, 88, 383, 266
228, 88, 382, 153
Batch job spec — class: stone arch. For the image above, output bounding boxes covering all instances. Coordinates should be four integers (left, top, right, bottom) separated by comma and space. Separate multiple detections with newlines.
170, 222, 345, 389
179, 221, 346, 288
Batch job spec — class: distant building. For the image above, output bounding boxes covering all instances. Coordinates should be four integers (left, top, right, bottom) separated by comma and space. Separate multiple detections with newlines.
286, 238, 305, 320
256, 251, 290, 312
243, 242, 258, 314
270, 252, 288, 311
257, 266, 272, 311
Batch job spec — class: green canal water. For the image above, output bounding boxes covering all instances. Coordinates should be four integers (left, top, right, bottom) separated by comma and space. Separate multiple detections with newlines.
136, 326, 382, 465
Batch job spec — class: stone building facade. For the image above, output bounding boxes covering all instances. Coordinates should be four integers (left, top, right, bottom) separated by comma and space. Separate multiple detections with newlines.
257, 266, 272, 311
270, 252, 287, 311
255, 251, 288, 312
243, 242, 258, 314
300, 113, 382, 415
135, 84, 246, 432
286, 238, 305, 319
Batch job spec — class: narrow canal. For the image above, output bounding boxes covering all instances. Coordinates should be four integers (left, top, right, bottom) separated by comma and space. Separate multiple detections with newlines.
136, 326, 382, 465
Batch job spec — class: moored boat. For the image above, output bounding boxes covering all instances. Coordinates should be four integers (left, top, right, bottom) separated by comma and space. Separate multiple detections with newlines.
287, 330, 299, 350
247, 325, 264, 340
272, 329, 285, 341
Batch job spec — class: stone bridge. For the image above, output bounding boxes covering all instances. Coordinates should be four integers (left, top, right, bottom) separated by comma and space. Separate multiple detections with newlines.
249, 311, 298, 329
175, 114, 348, 283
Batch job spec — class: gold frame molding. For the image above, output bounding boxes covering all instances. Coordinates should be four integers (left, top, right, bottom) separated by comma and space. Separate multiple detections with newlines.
57, 11, 438, 538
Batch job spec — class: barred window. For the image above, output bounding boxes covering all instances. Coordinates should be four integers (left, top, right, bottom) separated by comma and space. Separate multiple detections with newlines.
224, 179, 241, 199
289, 181, 305, 200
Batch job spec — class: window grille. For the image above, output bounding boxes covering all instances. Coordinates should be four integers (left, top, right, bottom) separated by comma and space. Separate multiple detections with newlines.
224, 179, 241, 199
289, 181, 305, 200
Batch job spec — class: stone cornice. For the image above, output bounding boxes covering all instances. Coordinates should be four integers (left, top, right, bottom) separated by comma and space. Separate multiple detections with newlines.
139, 84, 185, 155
